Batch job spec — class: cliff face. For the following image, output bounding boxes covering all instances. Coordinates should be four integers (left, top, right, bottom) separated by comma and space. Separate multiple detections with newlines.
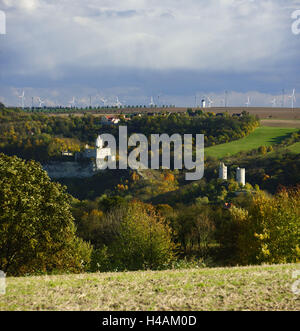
43, 161, 96, 179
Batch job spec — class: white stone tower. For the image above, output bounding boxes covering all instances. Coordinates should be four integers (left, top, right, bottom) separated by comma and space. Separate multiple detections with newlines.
236, 167, 246, 186
219, 162, 227, 180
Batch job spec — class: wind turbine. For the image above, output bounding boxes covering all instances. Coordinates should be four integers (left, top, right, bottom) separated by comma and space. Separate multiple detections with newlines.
37, 97, 45, 108
271, 98, 277, 107
288, 89, 296, 109
99, 97, 108, 107
225, 90, 228, 107
149, 96, 155, 107
158, 94, 161, 107
19, 90, 25, 108
207, 96, 214, 108
115, 96, 122, 108
245, 96, 251, 107
69, 97, 76, 108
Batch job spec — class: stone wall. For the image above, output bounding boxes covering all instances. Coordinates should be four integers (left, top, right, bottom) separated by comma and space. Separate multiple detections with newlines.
43, 161, 95, 179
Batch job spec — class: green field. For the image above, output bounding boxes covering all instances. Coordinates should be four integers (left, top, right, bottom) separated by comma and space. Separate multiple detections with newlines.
205, 126, 298, 159
0, 264, 299, 311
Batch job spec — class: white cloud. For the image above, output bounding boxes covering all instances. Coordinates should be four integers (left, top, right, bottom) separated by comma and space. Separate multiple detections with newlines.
0, 0, 299, 106
2, 0, 40, 10
1, 0, 297, 73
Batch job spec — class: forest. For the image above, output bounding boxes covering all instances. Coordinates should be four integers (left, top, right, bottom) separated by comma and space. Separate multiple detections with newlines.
0, 105, 299, 276
0, 107, 258, 162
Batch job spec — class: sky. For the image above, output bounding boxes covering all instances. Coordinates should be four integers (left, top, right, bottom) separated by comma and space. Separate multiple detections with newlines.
0, 0, 300, 107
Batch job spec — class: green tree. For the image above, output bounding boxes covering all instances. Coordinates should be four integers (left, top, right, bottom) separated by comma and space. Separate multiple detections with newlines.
173, 204, 215, 256
226, 188, 300, 265
110, 201, 176, 270
0, 153, 92, 276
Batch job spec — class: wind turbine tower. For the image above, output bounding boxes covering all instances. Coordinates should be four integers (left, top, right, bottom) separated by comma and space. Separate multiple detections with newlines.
100, 97, 108, 107
288, 89, 296, 109
115, 96, 122, 108
282, 89, 285, 108
225, 91, 228, 108
149, 96, 155, 107
246, 96, 251, 107
38, 97, 45, 108
19, 91, 25, 109
69, 97, 76, 108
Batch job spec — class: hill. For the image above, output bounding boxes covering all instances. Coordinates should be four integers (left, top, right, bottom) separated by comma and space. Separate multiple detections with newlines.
0, 264, 298, 311
205, 126, 298, 159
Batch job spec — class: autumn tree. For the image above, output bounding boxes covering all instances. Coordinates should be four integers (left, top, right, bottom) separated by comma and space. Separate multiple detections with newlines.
226, 188, 300, 265
109, 201, 176, 270
0, 153, 92, 276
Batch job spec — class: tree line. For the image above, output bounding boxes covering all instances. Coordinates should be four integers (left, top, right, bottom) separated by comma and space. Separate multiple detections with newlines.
0, 107, 259, 162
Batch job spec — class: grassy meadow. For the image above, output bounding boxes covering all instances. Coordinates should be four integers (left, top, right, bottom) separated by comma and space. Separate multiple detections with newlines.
205, 126, 298, 159
0, 264, 299, 311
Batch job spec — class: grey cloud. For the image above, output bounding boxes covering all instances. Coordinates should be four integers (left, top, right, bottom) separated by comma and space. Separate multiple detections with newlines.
0, 0, 299, 106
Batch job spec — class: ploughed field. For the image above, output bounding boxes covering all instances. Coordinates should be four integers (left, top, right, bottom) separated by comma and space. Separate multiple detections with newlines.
46, 107, 300, 120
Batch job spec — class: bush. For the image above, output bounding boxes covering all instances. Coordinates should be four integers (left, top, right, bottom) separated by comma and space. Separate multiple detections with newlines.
258, 146, 267, 155
0, 153, 92, 276
89, 246, 112, 272
224, 188, 300, 265
110, 201, 176, 271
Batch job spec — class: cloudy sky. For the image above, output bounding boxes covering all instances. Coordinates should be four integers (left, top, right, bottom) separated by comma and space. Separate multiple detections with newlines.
0, 0, 300, 107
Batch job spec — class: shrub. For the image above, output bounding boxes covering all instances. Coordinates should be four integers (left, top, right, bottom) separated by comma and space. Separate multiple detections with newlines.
110, 201, 176, 271
89, 246, 112, 272
258, 146, 267, 155
227, 188, 300, 265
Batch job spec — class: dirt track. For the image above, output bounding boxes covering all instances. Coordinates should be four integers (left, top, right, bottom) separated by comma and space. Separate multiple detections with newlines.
260, 119, 300, 128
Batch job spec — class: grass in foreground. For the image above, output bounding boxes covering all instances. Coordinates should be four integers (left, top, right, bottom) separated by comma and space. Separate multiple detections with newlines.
205, 126, 298, 159
0, 264, 299, 311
